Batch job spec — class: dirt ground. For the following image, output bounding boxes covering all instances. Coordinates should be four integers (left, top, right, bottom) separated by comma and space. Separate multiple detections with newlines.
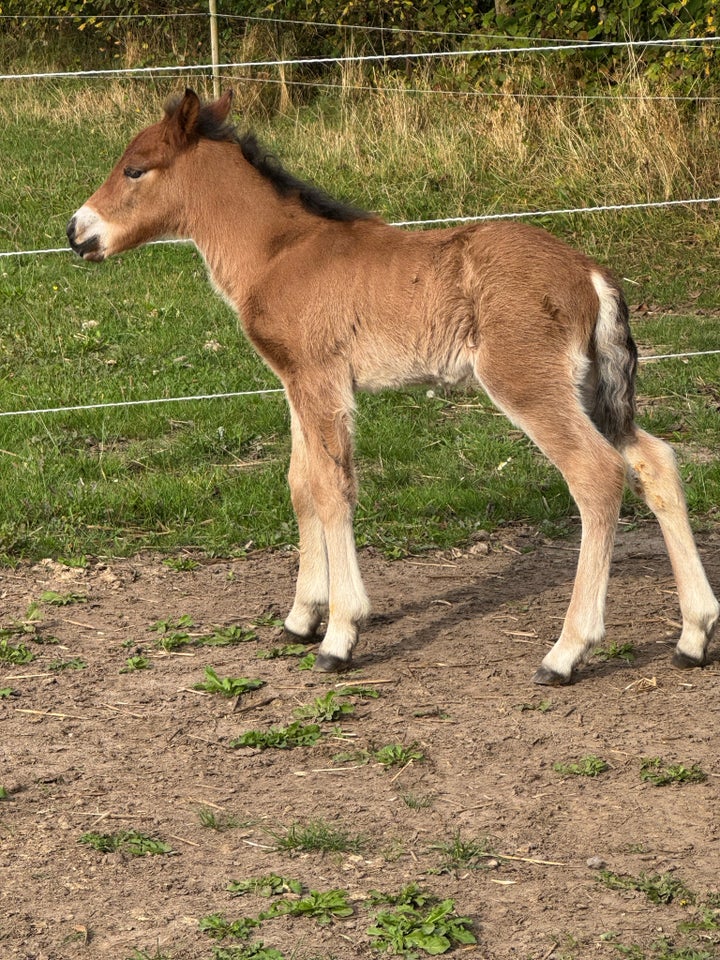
1, 522, 719, 960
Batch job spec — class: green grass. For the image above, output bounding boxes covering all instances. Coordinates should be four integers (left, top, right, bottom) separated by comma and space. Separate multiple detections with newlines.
598, 870, 694, 906
270, 820, 366, 855
0, 73, 718, 563
198, 808, 241, 832
431, 834, 496, 874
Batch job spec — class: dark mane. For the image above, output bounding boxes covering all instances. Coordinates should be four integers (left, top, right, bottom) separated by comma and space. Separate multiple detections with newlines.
237, 133, 373, 223
166, 95, 373, 223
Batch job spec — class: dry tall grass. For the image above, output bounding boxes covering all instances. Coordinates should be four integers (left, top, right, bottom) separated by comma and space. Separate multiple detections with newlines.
2, 48, 718, 227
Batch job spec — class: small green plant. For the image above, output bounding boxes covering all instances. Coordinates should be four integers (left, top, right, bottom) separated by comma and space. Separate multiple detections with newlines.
298, 652, 316, 670
154, 631, 192, 652
79, 830, 173, 857
293, 691, 355, 722
369, 885, 436, 909
198, 808, 240, 832
193, 667, 265, 698
256, 643, 307, 660
260, 888, 353, 924
271, 820, 365, 854
163, 556, 199, 571
199, 913, 261, 941
227, 875, 303, 898
0, 786, 9, 799
48, 657, 87, 672
120, 655, 151, 673
432, 834, 495, 874
58, 555, 88, 569
39, 590, 87, 605
553, 755, 609, 777
595, 641, 637, 662
250, 613, 285, 628
367, 892, 476, 957
336, 684, 381, 699
640, 757, 707, 786
402, 793, 435, 810
0, 687, 16, 699
0, 638, 34, 664
211, 944, 284, 960
198, 625, 257, 646
598, 869, 694, 905
125, 949, 173, 960
678, 905, 720, 934
611, 936, 714, 959
374, 743, 425, 767
230, 721, 322, 750
151, 615, 195, 633
0, 604, 42, 639
517, 699, 552, 712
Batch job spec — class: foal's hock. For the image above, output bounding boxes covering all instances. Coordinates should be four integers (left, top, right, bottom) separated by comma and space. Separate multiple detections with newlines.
67, 89, 718, 683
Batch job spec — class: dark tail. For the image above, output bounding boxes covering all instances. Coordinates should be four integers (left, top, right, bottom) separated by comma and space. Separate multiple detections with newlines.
590, 272, 638, 448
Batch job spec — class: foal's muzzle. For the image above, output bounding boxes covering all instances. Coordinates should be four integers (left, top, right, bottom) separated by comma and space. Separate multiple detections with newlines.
66, 216, 105, 262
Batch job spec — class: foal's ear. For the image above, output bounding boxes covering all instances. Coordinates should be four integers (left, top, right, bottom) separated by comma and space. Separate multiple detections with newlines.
170, 88, 202, 146
207, 89, 234, 124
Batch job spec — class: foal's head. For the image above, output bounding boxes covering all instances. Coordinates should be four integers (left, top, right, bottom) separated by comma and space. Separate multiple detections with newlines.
67, 89, 233, 261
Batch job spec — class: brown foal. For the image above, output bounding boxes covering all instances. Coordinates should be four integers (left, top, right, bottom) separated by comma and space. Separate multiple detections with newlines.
67, 89, 718, 683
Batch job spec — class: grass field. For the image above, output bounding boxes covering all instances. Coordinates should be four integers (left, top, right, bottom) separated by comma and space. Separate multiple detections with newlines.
1, 68, 719, 561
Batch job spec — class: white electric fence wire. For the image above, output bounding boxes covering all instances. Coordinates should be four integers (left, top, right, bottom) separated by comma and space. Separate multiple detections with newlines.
2, 34, 720, 83
0, 389, 284, 418
4, 195, 720, 260
0, 348, 717, 421
216, 73, 720, 102
390, 195, 720, 227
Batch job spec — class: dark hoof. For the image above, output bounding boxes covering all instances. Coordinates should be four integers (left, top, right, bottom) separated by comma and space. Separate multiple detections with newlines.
282, 627, 317, 646
533, 665, 573, 686
314, 652, 352, 673
672, 648, 707, 669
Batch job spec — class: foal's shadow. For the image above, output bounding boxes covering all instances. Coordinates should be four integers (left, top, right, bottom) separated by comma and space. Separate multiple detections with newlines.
353, 532, 720, 674
358, 542, 575, 667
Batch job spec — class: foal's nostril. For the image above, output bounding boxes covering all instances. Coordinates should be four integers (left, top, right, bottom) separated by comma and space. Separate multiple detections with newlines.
66, 217, 77, 245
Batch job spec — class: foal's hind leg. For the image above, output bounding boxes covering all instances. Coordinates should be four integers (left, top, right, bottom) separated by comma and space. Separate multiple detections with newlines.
285, 386, 370, 670
283, 404, 329, 641
622, 428, 719, 666
530, 427, 626, 684
478, 368, 626, 684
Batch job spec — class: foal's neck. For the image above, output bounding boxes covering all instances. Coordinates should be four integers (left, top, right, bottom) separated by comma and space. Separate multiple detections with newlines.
183, 140, 314, 311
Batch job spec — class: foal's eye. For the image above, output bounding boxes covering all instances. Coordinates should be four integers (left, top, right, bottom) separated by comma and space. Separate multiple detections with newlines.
123, 167, 145, 180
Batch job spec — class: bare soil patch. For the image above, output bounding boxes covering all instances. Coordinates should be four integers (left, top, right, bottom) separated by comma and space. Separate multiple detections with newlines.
2, 524, 719, 960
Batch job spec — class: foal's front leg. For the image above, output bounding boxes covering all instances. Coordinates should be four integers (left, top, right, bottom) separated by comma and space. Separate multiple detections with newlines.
284, 405, 329, 641
285, 390, 370, 670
